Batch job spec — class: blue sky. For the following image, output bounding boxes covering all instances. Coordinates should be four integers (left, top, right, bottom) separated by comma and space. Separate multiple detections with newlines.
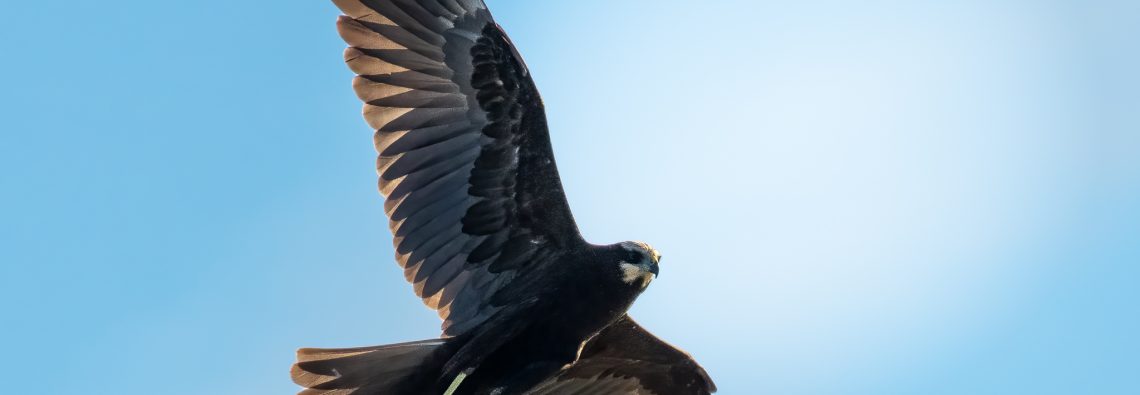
1, 1, 1137, 394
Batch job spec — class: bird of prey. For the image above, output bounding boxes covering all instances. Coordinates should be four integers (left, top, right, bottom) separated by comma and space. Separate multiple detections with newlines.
291, 1, 716, 394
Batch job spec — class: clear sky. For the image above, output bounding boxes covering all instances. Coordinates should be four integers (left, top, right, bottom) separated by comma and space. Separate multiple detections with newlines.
1, 1, 1137, 394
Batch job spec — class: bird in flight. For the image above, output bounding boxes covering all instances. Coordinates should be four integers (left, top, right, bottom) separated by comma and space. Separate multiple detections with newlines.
291, 1, 716, 394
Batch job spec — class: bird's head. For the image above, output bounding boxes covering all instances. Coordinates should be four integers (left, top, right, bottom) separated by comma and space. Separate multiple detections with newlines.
614, 241, 661, 289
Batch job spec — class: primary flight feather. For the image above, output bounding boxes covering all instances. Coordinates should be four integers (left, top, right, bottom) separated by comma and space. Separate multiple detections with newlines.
292, 1, 716, 394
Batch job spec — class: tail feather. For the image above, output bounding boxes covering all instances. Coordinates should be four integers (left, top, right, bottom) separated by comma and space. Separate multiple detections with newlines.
292, 339, 449, 394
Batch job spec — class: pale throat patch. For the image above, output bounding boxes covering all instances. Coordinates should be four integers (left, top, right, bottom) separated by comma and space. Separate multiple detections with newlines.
619, 262, 654, 286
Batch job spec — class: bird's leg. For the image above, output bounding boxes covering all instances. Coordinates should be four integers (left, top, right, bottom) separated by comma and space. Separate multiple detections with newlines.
443, 368, 474, 395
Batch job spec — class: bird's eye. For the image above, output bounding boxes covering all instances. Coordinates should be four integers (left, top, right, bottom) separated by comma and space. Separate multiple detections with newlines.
627, 251, 642, 263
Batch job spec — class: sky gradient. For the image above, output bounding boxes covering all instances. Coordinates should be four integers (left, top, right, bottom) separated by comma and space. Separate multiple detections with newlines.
2, 1, 1138, 394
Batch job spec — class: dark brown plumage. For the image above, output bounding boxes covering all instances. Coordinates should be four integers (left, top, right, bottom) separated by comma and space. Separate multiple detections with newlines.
292, 1, 715, 394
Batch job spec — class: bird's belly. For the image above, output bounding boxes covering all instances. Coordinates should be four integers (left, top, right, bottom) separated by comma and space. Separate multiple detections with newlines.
519, 290, 633, 359
460, 276, 641, 394
489, 290, 630, 362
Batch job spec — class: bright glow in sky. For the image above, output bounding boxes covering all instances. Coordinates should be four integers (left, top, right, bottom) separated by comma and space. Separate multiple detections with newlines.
1, 1, 1137, 394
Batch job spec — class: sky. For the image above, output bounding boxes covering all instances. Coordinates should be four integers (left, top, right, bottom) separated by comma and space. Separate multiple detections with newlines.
1, 1, 1137, 394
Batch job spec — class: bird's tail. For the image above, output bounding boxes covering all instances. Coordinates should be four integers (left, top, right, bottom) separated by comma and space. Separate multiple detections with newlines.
291, 338, 454, 394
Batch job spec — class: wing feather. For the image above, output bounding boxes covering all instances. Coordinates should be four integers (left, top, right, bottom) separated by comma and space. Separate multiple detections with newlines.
531, 316, 718, 395
333, 0, 583, 336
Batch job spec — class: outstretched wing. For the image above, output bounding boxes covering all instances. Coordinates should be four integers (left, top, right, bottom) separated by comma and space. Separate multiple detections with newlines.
531, 316, 718, 395
332, 0, 584, 336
